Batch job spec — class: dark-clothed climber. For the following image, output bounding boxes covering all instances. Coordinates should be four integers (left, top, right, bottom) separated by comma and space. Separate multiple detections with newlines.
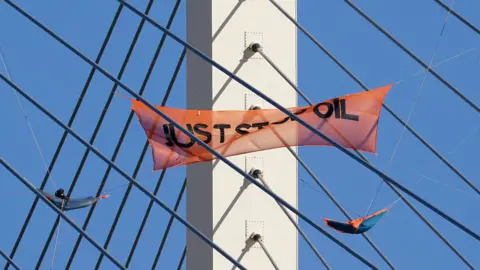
54, 188, 69, 201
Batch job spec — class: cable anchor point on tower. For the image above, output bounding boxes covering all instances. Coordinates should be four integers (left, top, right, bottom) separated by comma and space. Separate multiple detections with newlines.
248, 42, 262, 53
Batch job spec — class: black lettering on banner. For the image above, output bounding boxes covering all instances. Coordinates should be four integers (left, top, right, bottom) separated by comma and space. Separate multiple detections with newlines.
340, 99, 359, 121
194, 123, 212, 144
163, 99, 357, 149
213, 124, 231, 143
170, 124, 196, 148
235, 123, 251, 135
272, 108, 308, 125
333, 99, 341, 119
313, 102, 334, 119
252, 122, 269, 130
163, 124, 174, 147
272, 116, 289, 125
291, 108, 308, 122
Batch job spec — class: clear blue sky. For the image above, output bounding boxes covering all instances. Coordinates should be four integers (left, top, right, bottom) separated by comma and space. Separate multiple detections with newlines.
1, 0, 479, 269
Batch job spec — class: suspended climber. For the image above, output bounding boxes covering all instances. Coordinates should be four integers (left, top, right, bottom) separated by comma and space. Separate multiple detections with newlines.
38, 188, 110, 211
323, 207, 391, 234
54, 188, 69, 201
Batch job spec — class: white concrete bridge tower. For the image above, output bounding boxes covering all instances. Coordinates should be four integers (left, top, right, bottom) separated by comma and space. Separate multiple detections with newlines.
186, 0, 298, 268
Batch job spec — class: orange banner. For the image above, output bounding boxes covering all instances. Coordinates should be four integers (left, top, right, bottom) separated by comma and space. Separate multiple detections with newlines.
132, 85, 392, 170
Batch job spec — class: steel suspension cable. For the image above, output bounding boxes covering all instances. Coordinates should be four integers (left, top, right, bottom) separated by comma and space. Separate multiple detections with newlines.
250, 233, 280, 270
93, 144, 151, 269
343, 0, 479, 113
343, 0, 480, 196
434, 0, 480, 35
5, 0, 472, 268
287, 146, 394, 268
4, 5, 125, 269
1, 43, 58, 190
0, 249, 21, 270
252, 43, 474, 268
177, 248, 186, 270
66, 1, 182, 268
105, 0, 479, 242
172, 169, 332, 270
1, 4, 378, 266
94, 24, 183, 270
268, 0, 480, 200
8, 0, 477, 245
0, 158, 126, 270
125, 49, 186, 269
365, 0, 456, 215
252, 170, 331, 269
245, 43, 393, 265
150, 177, 186, 269
1, 43, 60, 269
154, 50, 330, 267
0, 75, 247, 270
34, 1, 167, 268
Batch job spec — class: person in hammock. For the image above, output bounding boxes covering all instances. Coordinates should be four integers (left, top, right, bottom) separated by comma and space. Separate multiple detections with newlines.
323, 206, 391, 234
38, 188, 109, 211
54, 188, 69, 201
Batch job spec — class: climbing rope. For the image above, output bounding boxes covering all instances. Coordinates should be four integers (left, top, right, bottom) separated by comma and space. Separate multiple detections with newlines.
102, 182, 130, 196
0, 45, 58, 190
394, 44, 480, 85
389, 124, 479, 207
365, 0, 457, 216
300, 125, 479, 206
50, 200, 65, 269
